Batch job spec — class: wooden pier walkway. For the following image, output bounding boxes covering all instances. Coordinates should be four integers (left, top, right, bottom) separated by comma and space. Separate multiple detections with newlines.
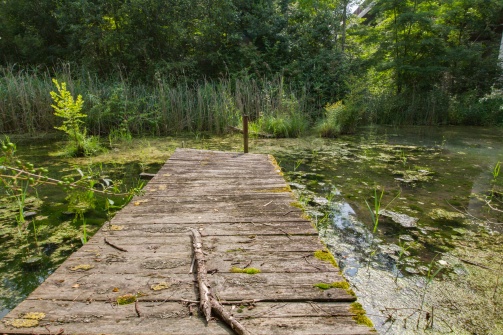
1, 149, 373, 335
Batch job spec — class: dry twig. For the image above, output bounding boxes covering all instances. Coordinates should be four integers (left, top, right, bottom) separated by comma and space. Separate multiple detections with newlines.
189, 228, 251, 335
104, 237, 128, 252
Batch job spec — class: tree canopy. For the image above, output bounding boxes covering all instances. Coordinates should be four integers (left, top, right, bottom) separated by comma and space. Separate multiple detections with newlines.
0, 0, 502, 125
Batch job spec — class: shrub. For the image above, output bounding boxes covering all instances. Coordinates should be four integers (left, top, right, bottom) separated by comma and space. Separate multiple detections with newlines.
316, 100, 361, 137
50, 79, 104, 156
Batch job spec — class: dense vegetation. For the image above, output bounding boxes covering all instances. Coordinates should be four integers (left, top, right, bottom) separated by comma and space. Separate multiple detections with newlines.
0, 0, 502, 136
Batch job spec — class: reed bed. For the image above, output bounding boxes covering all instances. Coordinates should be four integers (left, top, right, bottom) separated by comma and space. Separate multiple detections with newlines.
0, 65, 310, 136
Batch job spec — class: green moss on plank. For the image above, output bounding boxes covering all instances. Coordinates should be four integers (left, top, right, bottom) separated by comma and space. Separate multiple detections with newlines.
313, 281, 356, 297
314, 249, 338, 267
117, 294, 136, 305
230, 267, 261, 274
313, 281, 349, 290
290, 201, 304, 209
350, 302, 374, 328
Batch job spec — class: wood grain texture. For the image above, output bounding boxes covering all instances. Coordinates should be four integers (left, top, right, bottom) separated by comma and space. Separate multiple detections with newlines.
0, 149, 374, 335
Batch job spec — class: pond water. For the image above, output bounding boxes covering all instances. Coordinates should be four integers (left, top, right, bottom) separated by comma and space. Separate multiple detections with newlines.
1, 127, 502, 334
259, 126, 503, 334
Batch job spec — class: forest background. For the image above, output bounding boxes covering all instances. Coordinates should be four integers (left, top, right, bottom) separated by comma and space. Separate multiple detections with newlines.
1, 0, 502, 138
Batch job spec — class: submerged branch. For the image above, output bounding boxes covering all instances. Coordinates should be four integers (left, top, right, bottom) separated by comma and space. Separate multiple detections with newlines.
1, 166, 132, 196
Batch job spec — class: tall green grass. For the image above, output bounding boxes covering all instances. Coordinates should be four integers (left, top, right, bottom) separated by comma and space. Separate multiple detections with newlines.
0, 65, 312, 136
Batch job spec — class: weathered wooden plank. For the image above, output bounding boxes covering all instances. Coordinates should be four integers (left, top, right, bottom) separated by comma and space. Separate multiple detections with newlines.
121, 195, 299, 210
60, 250, 336, 275
117, 202, 302, 216
110, 212, 308, 224
148, 175, 286, 182
26, 272, 352, 303
101, 222, 317, 237
3, 300, 357, 321
202, 235, 325, 253
1, 300, 231, 335
128, 193, 296, 202
1, 300, 370, 335
83, 234, 324, 253
240, 317, 373, 335
147, 178, 287, 186
142, 184, 290, 196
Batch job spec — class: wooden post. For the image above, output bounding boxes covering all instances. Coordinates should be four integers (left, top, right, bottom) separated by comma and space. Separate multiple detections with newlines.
243, 115, 249, 153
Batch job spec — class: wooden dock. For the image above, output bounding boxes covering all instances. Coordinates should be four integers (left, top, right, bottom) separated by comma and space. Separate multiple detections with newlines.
0, 149, 374, 335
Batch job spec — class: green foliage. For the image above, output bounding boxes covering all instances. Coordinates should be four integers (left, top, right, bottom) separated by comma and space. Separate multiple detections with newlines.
252, 91, 309, 138
346, 0, 502, 125
50, 79, 105, 156
1, 0, 502, 129
50, 79, 88, 156
0, 137, 47, 232
256, 112, 309, 138
0, 139, 143, 245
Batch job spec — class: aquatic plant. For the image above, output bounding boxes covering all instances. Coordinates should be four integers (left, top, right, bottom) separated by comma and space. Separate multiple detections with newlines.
364, 187, 401, 269
490, 161, 501, 198
0, 138, 143, 246
416, 256, 444, 330
365, 187, 384, 235
316, 101, 344, 137
394, 240, 411, 283
1, 138, 46, 234
50, 79, 86, 155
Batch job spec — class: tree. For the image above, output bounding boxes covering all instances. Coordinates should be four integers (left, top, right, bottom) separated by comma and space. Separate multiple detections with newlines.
0, 0, 65, 64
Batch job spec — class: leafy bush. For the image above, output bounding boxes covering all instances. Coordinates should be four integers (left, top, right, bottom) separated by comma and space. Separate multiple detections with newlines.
50, 79, 104, 156
448, 89, 503, 126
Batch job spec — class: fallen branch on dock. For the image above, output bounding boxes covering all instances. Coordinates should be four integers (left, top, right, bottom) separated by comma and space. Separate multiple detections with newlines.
189, 228, 251, 335
104, 237, 128, 252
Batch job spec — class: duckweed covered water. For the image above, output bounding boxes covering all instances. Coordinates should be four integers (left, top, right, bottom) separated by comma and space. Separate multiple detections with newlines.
1, 128, 502, 334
